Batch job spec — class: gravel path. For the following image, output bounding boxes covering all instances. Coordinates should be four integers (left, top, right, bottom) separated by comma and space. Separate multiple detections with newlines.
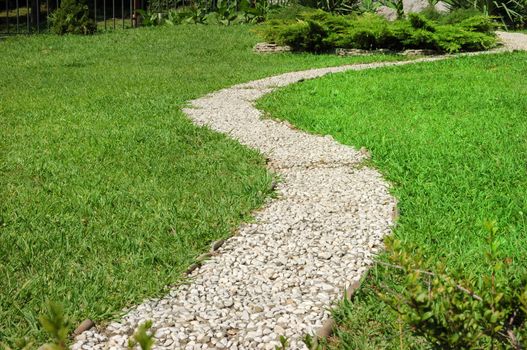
73, 34, 527, 350
496, 31, 527, 51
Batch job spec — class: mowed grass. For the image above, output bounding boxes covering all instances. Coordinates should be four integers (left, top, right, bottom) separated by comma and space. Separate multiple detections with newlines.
258, 52, 527, 348
0, 25, 401, 345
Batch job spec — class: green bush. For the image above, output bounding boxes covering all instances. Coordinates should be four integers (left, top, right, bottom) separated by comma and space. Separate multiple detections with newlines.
49, 0, 96, 35
458, 14, 499, 32
434, 26, 496, 52
262, 19, 330, 52
336, 13, 392, 49
259, 11, 498, 53
408, 11, 437, 31
379, 222, 527, 349
267, 4, 319, 20
426, 7, 487, 25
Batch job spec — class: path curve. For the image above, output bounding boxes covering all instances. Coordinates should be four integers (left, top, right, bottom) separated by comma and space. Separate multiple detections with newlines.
73, 34, 525, 350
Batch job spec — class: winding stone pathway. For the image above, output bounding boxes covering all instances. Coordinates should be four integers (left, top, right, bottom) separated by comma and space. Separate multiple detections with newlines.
73, 33, 527, 350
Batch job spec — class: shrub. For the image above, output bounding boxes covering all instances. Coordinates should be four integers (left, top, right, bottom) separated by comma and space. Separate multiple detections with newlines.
440, 8, 487, 24
420, 6, 487, 24
267, 4, 319, 20
258, 11, 498, 53
458, 14, 499, 32
433, 25, 497, 52
49, 0, 96, 35
265, 19, 331, 52
419, 5, 445, 21
379, 222, 527, 349
408, 12, 437, 31
344, 14, 391, 48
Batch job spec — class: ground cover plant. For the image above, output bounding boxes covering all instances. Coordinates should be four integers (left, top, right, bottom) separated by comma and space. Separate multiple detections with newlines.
0, 25, 402, 346
257, 52, 527, 348
259, 10, 499, 53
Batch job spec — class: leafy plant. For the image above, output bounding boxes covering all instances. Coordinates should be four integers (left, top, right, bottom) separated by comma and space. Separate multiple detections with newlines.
356, 0, 381, 13
165, 8, 198, 25
298, 0, 361, 14
48, 0, 96, 35
138, 0, 273, 26
136, 9, 165, 26
240, 0, 275, 23
210, 0, 244, 25
386, 0, 405, 18
148, 0, 185, 12
379, 222, 527, 349
184, 6, 210, 23
9, 303, 156, 350
275, 335, 288, 350
39, 302, 70, 350
128, 321, 155, 350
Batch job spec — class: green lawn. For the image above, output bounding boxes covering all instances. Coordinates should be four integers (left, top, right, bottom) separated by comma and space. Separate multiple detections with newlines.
0, 25, 400, 345
257, 52, 527, 348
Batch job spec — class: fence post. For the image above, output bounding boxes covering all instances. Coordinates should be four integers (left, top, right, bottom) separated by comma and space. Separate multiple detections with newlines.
132, 0, 140, 27
16, 0, 20, 33
5, 0, 9, 34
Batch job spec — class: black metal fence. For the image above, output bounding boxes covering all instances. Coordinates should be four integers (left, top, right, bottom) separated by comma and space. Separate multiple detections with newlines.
0, 0, 286, 35
0, 0, 146, 35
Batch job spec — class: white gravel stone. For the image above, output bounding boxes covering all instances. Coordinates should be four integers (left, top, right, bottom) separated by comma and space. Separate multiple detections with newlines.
73, 37, 527, 350
496, 31, 527, 51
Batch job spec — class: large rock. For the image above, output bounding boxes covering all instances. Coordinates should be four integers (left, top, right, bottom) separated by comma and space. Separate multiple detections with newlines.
403, 0, 429, 14
253, 43, 292, 53
376, 5, 398, 21
403, 0, 451, 14
435, 1, 450, 13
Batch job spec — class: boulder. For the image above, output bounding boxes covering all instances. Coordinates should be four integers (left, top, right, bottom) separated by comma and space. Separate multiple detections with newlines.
402, 49, 438, 55
376, 5, 398, 21
403, 0, 429, 14
336, 48, 395, 55
336, 48, 372, 56
434, 1, 450, 13
403, 0, 451, 14
253, 43, 292, 53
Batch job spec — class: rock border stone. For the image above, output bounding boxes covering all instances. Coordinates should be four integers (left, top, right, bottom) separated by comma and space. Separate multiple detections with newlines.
253, 43, 292, 53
